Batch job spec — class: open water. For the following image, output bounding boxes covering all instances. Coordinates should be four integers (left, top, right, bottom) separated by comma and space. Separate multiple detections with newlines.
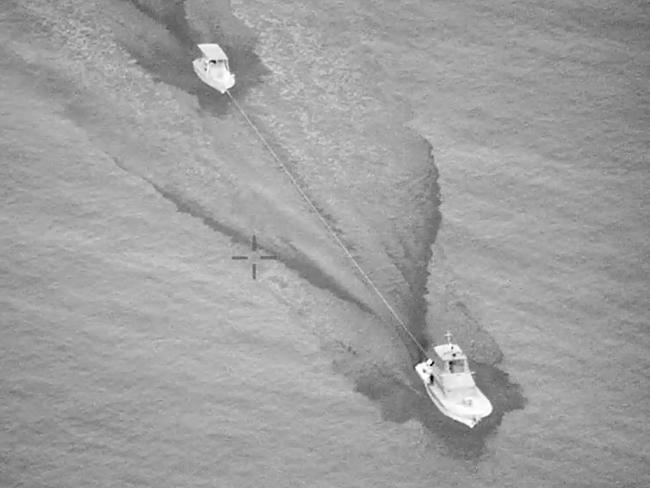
1, 1, 648, 486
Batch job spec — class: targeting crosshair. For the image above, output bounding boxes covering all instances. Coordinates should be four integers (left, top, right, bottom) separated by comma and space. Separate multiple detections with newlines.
231, 234, 277, 280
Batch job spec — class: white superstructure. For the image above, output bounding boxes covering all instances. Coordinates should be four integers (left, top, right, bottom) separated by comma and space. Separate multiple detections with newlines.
192, 43, 235, 94
415, 332, 493, 428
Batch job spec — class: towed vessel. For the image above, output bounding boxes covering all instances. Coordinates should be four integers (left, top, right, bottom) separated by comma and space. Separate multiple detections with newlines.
415, 332, 492, 428
193, 43, 235, 93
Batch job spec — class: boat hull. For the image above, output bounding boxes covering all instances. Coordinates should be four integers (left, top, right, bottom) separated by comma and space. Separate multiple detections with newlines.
415, 362, 493, 428
193, 58, 235, 94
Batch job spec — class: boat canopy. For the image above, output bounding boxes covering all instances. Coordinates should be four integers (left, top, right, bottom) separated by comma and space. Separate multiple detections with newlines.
198, 43, 228, 62
434, 343, 466, 361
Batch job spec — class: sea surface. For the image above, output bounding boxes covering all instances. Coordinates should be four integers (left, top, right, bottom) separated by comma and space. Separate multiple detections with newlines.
1, 0, 648, 487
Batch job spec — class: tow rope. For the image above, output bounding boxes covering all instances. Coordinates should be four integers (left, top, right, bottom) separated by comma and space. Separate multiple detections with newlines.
226, 90, 429, 357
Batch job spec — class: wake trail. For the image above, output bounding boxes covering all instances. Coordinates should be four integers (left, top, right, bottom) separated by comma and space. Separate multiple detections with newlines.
226, 90, 429, 358
108, 156, 374, 314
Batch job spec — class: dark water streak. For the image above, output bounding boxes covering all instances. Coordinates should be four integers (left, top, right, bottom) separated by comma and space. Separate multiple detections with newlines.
118, 0, 524, 456
124, 0, 269, 116
109, 156, 374, 314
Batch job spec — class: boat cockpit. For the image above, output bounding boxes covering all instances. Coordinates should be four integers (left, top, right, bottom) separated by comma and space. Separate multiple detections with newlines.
448, 358, 467, 374
203, 58, 229, 74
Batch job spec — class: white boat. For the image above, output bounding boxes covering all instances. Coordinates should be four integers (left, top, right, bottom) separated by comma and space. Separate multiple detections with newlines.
415, 332, 493, 428
192, 43, 235, 94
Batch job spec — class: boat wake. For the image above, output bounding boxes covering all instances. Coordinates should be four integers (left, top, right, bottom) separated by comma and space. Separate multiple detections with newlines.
2, 0, 525, 455
122, 0, 268, 115
109, 0, 524, 443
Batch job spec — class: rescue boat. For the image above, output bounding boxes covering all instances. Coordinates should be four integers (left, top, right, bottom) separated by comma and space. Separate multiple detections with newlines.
415, 332, 492, 428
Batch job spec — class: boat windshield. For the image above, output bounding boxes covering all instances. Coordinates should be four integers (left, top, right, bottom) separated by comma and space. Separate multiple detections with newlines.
448, 359, 466, 373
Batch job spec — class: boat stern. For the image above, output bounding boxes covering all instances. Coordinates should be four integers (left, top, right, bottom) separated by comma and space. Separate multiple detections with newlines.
192, 57, 235, 94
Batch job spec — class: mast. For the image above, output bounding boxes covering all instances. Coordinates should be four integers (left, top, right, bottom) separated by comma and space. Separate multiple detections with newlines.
445, 331, 453, 344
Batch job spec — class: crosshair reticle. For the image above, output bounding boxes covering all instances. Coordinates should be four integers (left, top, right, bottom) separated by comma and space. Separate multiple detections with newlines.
231, 234, 277, 280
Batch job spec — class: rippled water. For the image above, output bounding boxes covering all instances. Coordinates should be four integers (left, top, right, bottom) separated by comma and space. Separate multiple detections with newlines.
1, 0, 648, 486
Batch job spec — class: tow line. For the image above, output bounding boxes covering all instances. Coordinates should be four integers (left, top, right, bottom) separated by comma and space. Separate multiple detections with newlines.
226, 90, 429, 357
